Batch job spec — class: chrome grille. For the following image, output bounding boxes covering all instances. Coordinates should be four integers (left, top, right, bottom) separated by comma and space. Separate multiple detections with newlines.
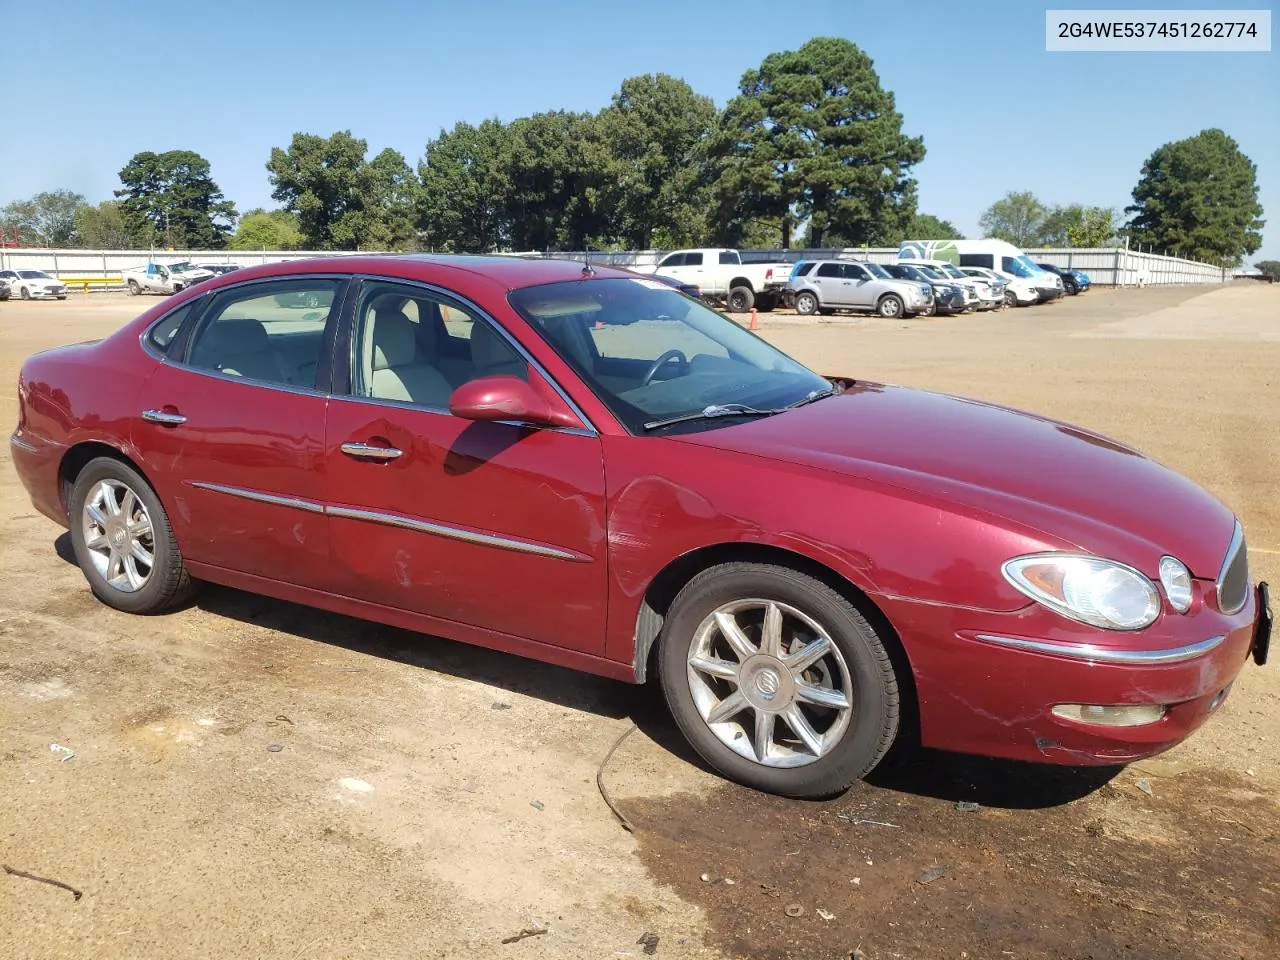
1217, 523, 1249, 615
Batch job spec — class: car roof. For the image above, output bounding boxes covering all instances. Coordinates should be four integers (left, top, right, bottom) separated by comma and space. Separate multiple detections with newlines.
191, 254, 635, 292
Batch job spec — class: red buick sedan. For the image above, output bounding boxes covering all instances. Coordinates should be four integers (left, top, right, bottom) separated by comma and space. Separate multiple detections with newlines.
10, 256, 1270, 797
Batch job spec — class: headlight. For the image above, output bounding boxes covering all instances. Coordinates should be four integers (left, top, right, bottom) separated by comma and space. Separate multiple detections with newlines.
1158, 556, 1193, 613
1003, 554, 1160, 631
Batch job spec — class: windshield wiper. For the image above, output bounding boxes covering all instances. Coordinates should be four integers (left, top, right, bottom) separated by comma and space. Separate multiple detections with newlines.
642, 403, 782, 432
786, 386, 838, 409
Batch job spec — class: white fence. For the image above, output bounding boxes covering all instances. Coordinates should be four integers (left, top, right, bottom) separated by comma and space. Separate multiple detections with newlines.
0, 245, 1230, 288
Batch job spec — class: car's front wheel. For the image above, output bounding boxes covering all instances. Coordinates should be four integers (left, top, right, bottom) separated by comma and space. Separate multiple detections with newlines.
20, 286, 30, 300
659, 562, 900, 798
69, 457, 196, 614
877, 294, 904, 318
1003, 290, 1017, 308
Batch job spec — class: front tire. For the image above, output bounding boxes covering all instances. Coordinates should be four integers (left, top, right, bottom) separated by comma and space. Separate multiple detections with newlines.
1003, 290, 1017, 308
794, 291, 818, 316
727, 285, 754, 313
658, 562, 900, 798
20, 287, 30, 300
877, 294, 904, 318
69, 457, 196, 614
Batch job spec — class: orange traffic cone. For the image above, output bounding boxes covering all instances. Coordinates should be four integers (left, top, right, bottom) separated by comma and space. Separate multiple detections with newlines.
749, 308, 759, 331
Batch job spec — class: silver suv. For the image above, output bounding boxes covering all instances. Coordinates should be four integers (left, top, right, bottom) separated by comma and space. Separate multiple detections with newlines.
787, 260, 934, 318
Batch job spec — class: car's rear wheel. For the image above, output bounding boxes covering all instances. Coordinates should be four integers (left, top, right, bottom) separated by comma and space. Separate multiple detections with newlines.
877, 294, 904, 318
727, 285, 754, 313
659, 562, 900, 798
128, 280, 140, 296
794, 291, 818, 316
69, 457, 195, 614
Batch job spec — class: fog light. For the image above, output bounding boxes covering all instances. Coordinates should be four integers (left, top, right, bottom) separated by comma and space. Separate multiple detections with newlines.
1052, 703, 1167, 727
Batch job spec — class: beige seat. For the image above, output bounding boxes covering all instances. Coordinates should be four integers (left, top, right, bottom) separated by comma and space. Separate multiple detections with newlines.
469, 320, 527, 379
365, 305, 453, 407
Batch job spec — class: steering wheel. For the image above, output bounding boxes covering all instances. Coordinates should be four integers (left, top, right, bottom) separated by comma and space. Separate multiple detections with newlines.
642, 349, 688, 385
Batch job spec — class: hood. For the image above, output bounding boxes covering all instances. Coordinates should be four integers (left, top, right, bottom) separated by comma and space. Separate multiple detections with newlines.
680, 383, 1235, 577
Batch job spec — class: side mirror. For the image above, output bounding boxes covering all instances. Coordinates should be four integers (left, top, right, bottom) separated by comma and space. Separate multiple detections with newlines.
449, 375, 581, 430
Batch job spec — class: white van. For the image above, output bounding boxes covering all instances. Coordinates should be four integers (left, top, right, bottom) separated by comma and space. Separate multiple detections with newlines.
899, 239, 1061, 304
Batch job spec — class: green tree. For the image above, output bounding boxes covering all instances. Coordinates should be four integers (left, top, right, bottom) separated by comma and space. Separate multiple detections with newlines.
597, 73, 717, 248
230, 208, 303, 250
1, 189, 88, 246
74, 200, 135, 248
1039, 204, 1117, 247
116, 151, 236, 248
499, 111, 613, 250
1125, 129, 1264, 265
268, 132, 417, 250
711, 37, 925, 248
362, 148, 419, 250
1254, 260, 1280, 281
417, 119, 511, 253
979, 191, 1048, 246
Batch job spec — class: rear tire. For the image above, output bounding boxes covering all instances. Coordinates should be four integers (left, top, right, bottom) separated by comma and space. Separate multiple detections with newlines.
727, 285, 754, 313
658, 562, 900, 798
128, 280, 141, 296
794, 291, 818, 316
69, 457, 196, 615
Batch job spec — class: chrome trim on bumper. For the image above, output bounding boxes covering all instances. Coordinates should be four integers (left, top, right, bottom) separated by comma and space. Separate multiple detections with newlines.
190, 481, 325, 514
327, 504, 585, 562
1216, 521, 1248, 615
9, 434, 38, 453
974, 632, 1226, 665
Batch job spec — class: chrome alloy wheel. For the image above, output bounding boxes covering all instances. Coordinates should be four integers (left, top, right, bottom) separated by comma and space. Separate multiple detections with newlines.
686, 598, 854, 768
82, 479, 155, 592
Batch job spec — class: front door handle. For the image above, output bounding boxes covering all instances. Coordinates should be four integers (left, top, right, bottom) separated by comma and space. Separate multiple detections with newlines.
340, 441, 403, 461
142, 409, 186, 426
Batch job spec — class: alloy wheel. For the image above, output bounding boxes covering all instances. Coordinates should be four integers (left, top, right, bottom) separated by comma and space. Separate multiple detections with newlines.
82, 478, 155, 593
686, 598, 854, 768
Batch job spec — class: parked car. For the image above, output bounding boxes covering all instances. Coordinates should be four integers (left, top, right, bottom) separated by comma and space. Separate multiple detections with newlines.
122, 261, 215, 296
197, 264, 242, 277
11, 256, 1269, 799
0, 277, 9, 300
647, 272, 702, 299
787, 259, 933, 318
644, 248, 792, 313
901, 239, 1064, 303
882, 262, 968, 314
0, 269, 68, 300
1036, 262, 1082, 296
960, 266, 1036, 308
899, 258, 987, 311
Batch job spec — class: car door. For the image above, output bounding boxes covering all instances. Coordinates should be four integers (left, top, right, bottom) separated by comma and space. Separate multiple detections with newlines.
132, 275, 346, 585
842, 263, 876, 308
322, 278, 609, 655
810, 262, 846, 306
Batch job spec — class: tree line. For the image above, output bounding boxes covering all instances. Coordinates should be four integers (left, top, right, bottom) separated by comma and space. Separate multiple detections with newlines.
0, 40, 1264, 265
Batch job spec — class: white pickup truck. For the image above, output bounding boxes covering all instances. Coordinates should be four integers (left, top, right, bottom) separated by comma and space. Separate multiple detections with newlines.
122, 261, 215, 296
642, 248, 794, 312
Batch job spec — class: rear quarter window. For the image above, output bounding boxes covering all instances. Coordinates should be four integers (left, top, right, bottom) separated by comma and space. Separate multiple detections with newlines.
146, 301, 198, 355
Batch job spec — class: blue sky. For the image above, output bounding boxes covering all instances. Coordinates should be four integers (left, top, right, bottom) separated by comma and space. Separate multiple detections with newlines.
3, 0, 1276, 259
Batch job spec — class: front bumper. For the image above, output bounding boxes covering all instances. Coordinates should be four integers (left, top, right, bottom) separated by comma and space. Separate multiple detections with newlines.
26, 287, 67, 299
879, 582, 1267, 765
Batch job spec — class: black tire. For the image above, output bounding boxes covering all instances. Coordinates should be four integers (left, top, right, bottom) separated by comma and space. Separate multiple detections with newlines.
1003, 290, 1017, 308
727, 285, 754, 313
20, 286, 30, 300
877, 294, 904, 318
794, 291, 818, 316
68, 456, 196, 614
128, 280, 141, 296
57, 295, 67, 300
755, 292, 778, 313
658, 562, 900, 798
1064, 280, 1078, 296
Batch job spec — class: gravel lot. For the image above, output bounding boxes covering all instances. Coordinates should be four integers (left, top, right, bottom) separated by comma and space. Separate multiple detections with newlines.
2, 285, 1277, 959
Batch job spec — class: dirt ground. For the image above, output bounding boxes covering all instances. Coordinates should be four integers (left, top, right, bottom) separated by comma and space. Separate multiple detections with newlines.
1, 285, 1277, 960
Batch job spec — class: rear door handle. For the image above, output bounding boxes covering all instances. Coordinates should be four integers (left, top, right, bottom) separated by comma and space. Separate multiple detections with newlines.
142, 409, 186, 426
341, 442, 403, 461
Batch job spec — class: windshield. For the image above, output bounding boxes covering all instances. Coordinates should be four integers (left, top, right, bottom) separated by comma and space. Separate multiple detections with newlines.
168, 262, 195, 273
509, 278, 829, 434
1000, 256, 1040, 278
888, 264, 928, 283
914, 265, 945, 280
18, 271, 51, 280
863, 262, 891, 280
932, 263, 967, 279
